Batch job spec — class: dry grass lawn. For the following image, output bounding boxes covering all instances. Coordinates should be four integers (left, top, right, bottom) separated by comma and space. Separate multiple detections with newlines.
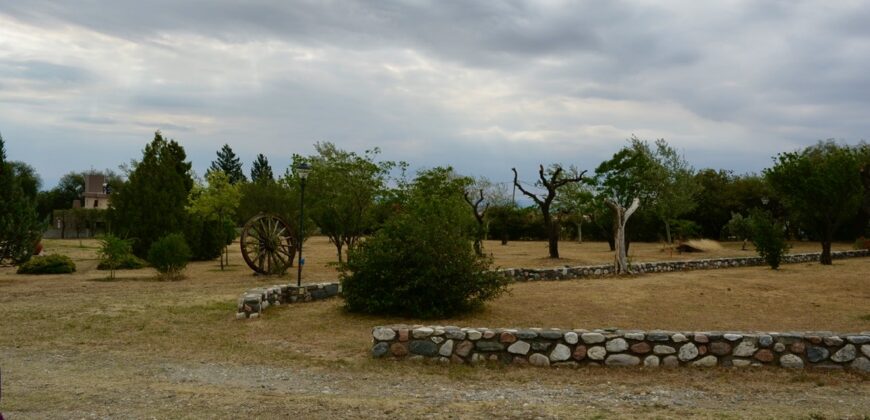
0, 237, 867, 418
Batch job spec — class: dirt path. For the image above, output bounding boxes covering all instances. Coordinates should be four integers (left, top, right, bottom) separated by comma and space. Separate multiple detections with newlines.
3, 347, 868, 418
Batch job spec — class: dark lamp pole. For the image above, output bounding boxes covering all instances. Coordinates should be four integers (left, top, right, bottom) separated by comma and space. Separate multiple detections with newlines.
296, 162, 311, 287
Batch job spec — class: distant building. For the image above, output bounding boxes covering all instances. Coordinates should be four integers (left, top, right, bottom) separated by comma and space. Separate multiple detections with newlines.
83, 174, 111, 209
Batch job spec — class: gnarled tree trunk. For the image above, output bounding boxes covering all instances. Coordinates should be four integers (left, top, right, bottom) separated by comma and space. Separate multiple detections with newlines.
606, 197, 640, 275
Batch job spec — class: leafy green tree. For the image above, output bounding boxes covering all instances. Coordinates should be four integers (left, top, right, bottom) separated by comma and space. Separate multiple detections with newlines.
341, 167, 508, 318
554, 179, 595, 243
98, 234, 134, 279
725, 212, 753, 250
0, 133, 44, 265
208, 144, 246, 184
250, 153, 274, 183
304, 142, 394, 263
188, 171, 242, 269
765, 140, 864, 265
512, 164, 587, 258
109, 131, 194, 257
650, 139, 701, 244
749, 209, 788, 269
595, 137, 661, 273
686, 169, 735, 239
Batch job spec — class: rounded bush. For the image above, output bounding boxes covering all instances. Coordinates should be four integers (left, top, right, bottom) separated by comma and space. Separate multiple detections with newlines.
96, 254, 148, 270
147, 233, 191, 279
341, 170, 509, 318
17, 254, 76, 274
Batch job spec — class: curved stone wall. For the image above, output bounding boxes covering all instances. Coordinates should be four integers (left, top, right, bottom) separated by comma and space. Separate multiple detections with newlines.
371, 325, 870, 372
499, 249, 870, 281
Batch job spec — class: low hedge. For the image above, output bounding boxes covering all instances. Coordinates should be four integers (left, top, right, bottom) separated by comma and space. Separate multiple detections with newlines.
17, 254, 76, 274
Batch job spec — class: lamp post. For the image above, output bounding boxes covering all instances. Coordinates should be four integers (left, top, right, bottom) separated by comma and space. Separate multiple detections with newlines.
295, 162, 311, 287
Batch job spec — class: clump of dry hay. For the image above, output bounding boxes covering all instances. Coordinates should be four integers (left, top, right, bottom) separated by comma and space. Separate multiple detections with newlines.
676, 239, 724, 253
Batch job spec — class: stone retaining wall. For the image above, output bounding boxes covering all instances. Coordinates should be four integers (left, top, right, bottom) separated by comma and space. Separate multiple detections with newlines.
236, 282, 340, 319
371, 325, 870, 372
499, 249, 870, 281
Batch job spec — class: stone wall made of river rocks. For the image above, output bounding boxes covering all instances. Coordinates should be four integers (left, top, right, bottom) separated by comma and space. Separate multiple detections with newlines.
499, 249, 870, 281
371, 325, 870, 372
236, 282, 340, 319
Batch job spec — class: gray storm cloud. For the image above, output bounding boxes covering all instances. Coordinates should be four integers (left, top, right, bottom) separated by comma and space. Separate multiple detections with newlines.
0, 1, 867, 188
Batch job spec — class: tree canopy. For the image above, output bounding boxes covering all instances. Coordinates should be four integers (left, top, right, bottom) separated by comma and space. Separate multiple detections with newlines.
109, 131, 194, 256
0, 132, 44, 264
208, 144, 246, 184
765, 140, 865, 264
250, 153, 274, 183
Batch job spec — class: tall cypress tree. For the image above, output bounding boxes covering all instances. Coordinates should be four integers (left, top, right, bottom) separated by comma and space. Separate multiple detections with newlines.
110, 131, 194, 256
0, 132, 43, 264
250, 153, 274, 183
208, 144, 246, 184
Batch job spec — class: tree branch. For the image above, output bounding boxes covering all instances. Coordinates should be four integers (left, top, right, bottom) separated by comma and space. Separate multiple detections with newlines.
512, 167, 544, 207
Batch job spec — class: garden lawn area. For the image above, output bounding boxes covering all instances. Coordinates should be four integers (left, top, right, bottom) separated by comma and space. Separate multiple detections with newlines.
0, 237, 868, 418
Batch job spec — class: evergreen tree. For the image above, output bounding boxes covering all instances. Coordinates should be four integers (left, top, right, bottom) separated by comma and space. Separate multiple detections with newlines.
250, 153, 274, 183
208, 144, 246, 184
109, 131, 194, 257
0, 133, 44, 264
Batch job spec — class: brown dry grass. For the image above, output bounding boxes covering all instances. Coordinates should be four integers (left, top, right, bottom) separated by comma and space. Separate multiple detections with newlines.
0, 237, 868, 418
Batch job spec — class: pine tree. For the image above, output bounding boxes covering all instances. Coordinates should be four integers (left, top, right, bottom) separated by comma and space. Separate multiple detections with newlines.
0, 132, 44, 264
208, 144, 246, 184
109, 131, 194, 256
250, 153, 274, 183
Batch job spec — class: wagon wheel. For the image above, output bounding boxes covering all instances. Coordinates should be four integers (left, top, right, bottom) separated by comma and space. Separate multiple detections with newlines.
240, 214, 297, 275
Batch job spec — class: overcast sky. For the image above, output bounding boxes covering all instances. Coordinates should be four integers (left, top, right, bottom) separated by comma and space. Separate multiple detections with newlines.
1, 1, 868, 190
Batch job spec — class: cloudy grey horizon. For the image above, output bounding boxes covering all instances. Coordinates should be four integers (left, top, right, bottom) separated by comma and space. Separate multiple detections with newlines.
1, 1, 868, 191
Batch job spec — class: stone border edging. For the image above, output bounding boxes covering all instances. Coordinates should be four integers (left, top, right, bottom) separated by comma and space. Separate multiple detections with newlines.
498, 249, 870, 281
371, 325, 870, 372
236, 282, 341, 319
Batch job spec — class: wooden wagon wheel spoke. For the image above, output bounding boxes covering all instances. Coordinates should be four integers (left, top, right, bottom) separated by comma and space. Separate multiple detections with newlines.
240, 213, 297, 275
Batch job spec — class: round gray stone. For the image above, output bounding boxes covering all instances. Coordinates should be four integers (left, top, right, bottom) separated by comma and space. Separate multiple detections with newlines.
564, 332, 579, 345
823, 336, 844, 346
606, 338, 629, 353
846, 335, 870, 345
831, 344, 857, 362
758, 335, 773, 347
409, 340, 438, 356
540, 330, 564, 340
773, 343, 786, 353
439, 339, 454, 357
605, 354, 640, 366
581, 333, 606, 344
678, 343, 699, 361
475, 341, 504, 352
411, 327, 434, 338
529, 353, 550, 367
550, 344, 571, 362
723, 333, 743, 342
807, 346, 830, 363
733, 341, 758, 357
372, 342, 389, 358
587, 346, 607, 360
779, 354, 804, 369
625, 332, 645, 341
692, 355, 718, 367
662, 355, 679, 367
508, 340, 531, 355
643, 355, 660, 367
850, 357, 870, 372
466, 330, 482, 340
862, 344, 870, 358
654, 345, 676, 355
372, 327, 396, 341
672, 333, 688, 343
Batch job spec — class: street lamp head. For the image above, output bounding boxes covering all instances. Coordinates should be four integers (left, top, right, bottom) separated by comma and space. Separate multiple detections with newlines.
296, 162, 311, 180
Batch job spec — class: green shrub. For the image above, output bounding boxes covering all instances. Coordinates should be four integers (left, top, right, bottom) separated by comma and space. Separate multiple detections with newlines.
147, 233, 191, 279
96, 254, 148, 270
749, 210, 789, 269
97, 235, 135, 279
17, 254, 76, 274
182, 216, 224, 261
341, 167, 509, 319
